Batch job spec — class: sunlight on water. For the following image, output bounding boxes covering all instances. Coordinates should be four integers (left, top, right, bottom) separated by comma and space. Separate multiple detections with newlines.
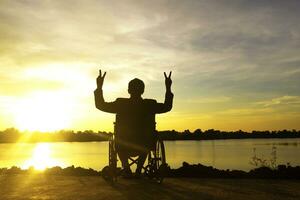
22, 143, 64, 170
0, 139, 299, 171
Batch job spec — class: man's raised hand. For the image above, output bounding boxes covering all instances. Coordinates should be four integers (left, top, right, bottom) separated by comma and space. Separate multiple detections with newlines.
96, 69, 106, 89
164, 71, 172, 90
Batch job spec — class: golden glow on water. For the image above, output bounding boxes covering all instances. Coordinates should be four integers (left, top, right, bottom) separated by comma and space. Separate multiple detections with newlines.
0, 139, 299, 171
22, 143, 63, 170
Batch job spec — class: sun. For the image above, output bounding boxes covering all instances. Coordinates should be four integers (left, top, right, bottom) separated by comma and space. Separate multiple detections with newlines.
13, 92, 72, 132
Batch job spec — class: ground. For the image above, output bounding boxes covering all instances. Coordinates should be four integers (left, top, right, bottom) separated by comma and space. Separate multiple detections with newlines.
0, 175, 300, 200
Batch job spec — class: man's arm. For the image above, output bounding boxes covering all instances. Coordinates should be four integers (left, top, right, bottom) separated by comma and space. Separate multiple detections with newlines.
155, 71, 174, 114
94, 70, 118, 113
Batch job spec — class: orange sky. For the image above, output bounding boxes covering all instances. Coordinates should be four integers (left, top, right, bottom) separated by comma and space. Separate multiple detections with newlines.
1, 0, 300, 132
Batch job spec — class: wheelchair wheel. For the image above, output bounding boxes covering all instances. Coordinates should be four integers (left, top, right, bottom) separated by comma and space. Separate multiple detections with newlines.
102, 165, 116, 182
102, 135, 118, 183
146, 139, 167, 184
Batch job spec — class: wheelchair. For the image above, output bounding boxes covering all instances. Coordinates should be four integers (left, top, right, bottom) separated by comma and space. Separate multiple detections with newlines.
102, 123, 168, 184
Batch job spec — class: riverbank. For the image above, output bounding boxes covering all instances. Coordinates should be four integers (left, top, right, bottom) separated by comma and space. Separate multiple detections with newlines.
2, 162, 300, 179
1, 174, 300, 200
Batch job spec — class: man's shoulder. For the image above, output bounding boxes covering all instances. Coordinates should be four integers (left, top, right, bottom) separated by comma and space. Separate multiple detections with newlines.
115, 98, 130, 102
115, 98, 157, 105
143, 98, 157, 104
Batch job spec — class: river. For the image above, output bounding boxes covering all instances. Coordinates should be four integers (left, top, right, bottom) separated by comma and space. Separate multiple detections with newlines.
0, 138, 299, 171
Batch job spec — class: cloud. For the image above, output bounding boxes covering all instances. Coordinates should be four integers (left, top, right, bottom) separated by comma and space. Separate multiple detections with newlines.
185, 96, 232, 104
256, 96, 300, 107
215, 95, 300, 118
217, 107, 274, 117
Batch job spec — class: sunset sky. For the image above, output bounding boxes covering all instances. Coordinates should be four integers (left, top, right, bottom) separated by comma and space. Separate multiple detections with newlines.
1, 0, 300, 132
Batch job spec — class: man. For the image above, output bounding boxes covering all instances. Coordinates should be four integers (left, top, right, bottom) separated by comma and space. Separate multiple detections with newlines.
94, 69, 173, 177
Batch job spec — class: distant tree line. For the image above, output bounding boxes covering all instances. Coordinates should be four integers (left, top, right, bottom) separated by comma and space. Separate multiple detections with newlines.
159, 129, 300, 140
0, 128, 111, 143
0, 128, 299, 143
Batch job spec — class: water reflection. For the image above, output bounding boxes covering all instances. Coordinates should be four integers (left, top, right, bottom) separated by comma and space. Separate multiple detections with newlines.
22, 143, 64, 170
255, 142, 299, 146
0, 138, 299, 171
164, 139, 300, 170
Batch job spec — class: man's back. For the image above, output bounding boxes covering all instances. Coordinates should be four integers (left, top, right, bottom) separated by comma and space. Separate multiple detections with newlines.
114, 98, 158, 153
115, 97, 157, 130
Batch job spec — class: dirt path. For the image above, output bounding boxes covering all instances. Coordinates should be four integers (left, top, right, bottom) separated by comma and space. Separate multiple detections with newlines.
1, 175, 300, 200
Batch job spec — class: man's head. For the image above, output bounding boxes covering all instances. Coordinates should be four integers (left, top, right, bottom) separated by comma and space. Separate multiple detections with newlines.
128, 78, 145, 97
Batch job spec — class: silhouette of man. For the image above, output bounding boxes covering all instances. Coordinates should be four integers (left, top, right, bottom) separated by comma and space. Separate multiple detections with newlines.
94, 70, 173, 176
